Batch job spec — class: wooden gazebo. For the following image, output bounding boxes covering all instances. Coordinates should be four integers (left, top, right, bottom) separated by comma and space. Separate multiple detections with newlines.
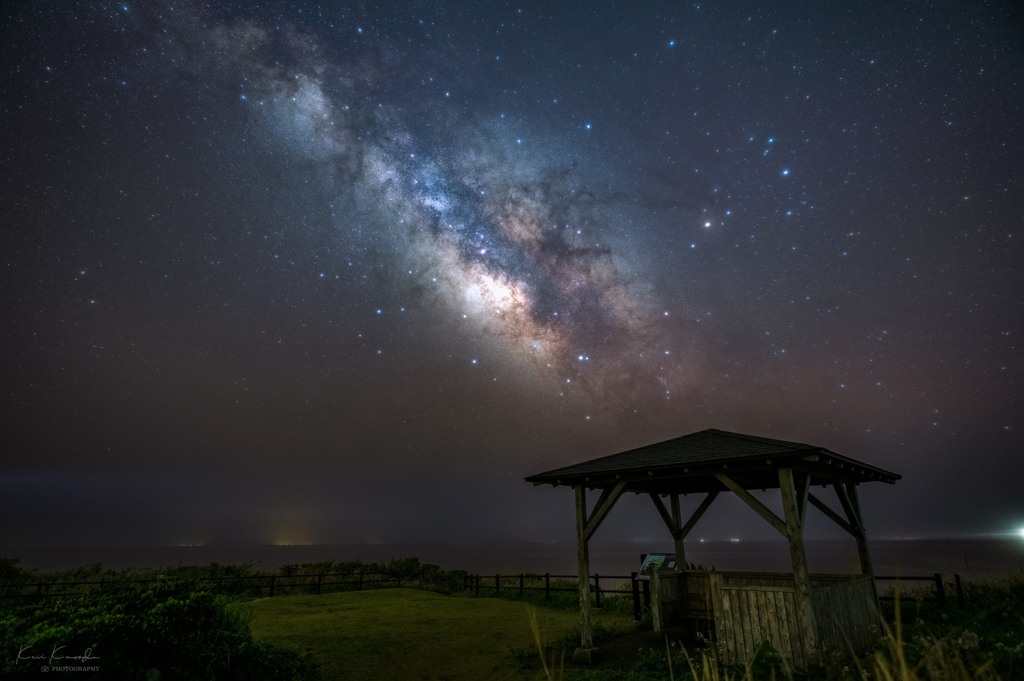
525, 428, 900, 667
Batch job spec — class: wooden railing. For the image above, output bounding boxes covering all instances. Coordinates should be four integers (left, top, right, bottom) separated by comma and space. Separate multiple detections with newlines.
875, 573, 965, 607
0, 570, 968, 611
463, 573, 635, 607
0, 572, 404, 599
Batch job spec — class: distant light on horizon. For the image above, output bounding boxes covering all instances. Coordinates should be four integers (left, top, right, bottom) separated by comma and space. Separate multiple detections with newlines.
1019, 527, 1024, 539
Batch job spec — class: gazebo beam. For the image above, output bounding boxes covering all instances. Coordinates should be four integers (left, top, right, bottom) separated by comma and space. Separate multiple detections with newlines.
679, 491, 719, 539
649, 493, 678, 537
807, 493, 856, 536
714, 473, 788, 536
583, 481, 627, 542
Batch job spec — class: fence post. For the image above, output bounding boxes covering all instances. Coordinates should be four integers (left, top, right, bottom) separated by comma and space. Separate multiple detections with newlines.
642, 578, 651, 610
955, 574, 965, 609
545, 573, 550, 600
316, 574, 323, 595
359, 572, 363, 590
519, 574, 524, 598
594, 574, 601, 608
632, 572, 641, 621
36, 583, 42, 597
495, 574, 500, 595
934, 573, 945, 607
269, 576, 276, 598
476, 574, 480, 596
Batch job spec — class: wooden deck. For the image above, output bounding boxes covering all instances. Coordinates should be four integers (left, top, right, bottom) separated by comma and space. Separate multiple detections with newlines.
653, 570, 880, 668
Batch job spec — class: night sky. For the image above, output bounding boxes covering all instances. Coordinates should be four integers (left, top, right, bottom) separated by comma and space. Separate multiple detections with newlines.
2, 0, 1022, 550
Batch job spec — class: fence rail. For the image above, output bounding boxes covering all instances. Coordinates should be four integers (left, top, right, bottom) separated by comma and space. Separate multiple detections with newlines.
0, 572, 404, 599
874, 573, 965, 608
0, 570, 968, 611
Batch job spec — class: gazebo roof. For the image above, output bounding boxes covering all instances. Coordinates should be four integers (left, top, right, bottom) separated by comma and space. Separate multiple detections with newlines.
525, 428, 900, 494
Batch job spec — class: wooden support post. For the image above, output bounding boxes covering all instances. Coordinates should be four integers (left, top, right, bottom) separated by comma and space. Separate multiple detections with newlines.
316, 574, 322, 595
642, 579, 650, 610
519, 574, 524, 599
797, 473, 811, 525
359, 572, 363, 590
269, 576, 276, 598
670, 494, 686, 568
475, 574, 480, 596
779, 467, 818, 664
839, 484, 876, 579
594, 574, 601, 608
545, 573, 550, 600
651, 564, 663, 633
934, 574, 946, 607
631, 572, 641, 621
495, 574, 500, 595
670, 493, 687, 617
575, 485, 594, 651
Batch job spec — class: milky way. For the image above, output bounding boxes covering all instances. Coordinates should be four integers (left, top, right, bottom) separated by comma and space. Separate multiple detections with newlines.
165, 6, 691, 408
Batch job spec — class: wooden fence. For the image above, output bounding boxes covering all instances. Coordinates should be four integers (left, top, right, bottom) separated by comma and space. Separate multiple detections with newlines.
650, 571, 964, 668
0, 569, 965, 614
0, 571, 636, 602
0, 572, 405, 599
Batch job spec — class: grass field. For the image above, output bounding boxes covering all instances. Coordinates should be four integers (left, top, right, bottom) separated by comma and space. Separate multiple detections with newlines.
243, 588, 633, 681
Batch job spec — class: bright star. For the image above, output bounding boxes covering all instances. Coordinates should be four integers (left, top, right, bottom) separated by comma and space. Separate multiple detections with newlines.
782, 169, 789, 175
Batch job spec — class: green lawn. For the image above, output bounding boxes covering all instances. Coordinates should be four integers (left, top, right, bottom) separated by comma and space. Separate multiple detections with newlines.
243, 588, 632, 681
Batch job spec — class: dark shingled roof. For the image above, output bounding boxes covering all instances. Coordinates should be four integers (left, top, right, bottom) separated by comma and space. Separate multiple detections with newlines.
525, 428, 900, 493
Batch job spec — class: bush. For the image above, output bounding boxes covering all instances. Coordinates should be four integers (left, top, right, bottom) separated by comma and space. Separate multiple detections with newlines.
0, 578, 318, 680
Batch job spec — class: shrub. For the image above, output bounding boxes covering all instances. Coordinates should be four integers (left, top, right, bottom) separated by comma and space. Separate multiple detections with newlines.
0, 578, 318, 680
